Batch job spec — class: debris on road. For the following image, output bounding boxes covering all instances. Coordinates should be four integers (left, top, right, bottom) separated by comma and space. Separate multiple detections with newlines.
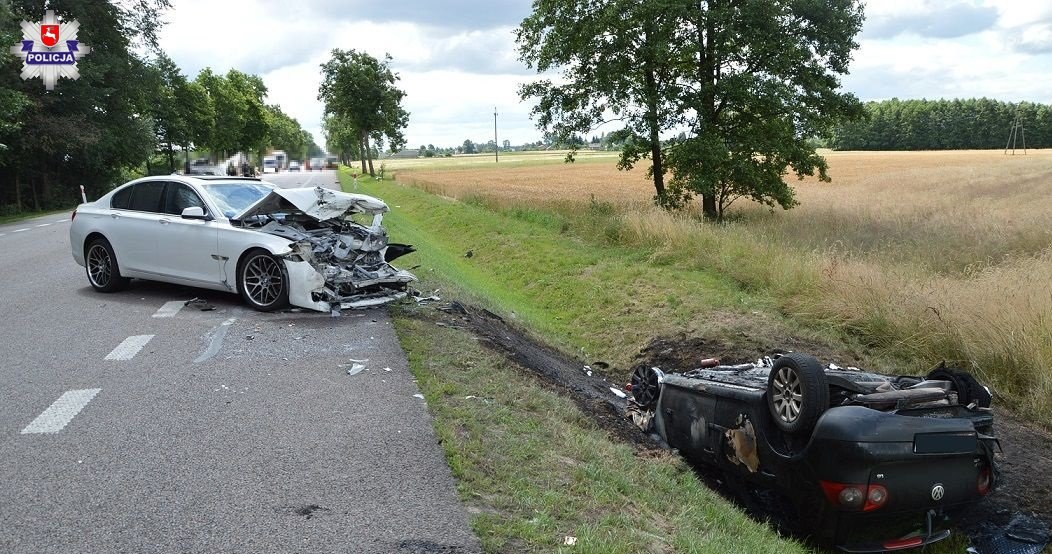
413, 393, 425, 400
609, 387, 626, 399
184, 297, 216, 311
563, 536, 577, 546
344, 363, 366, 376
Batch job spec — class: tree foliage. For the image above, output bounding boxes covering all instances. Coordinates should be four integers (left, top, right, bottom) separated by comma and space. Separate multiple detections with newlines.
832, 98, 1052, 151
518, 0, 866, 220
318, 49, 409, 176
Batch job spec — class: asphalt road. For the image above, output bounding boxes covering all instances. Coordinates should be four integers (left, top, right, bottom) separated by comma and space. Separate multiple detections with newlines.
0, 172, 481, 553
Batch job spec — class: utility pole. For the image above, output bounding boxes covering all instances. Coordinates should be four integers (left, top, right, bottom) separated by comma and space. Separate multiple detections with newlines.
494, 106, 499, 163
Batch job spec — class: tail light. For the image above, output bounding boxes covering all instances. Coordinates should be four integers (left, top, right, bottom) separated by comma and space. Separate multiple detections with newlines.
883, 537, 923, 550
978, 466, 992, 495
71, 209, 77, 221
820, 481, 889, 512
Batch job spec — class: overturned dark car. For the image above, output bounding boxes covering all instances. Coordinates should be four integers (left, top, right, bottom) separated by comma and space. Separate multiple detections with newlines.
628, 353, 998, 552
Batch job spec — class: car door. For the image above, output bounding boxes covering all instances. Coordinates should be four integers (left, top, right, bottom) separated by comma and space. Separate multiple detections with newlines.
154, 182, 221, 285
109, 180, 166, 273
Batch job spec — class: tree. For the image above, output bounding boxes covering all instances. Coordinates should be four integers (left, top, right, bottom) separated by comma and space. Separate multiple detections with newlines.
318, 49, 409, 176
195, 69, 269, 162
323, 113, 361, 165
519, 0, 865, 220
462, 139, 476, 154
518, 0, 682, 199
266, 104, 309, 161
148, 53, 213, 171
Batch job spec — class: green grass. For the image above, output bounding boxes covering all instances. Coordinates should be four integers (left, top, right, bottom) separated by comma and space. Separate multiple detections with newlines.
347, 167, 975, 554
343, 168, 779, 368
0, 208, 71, 225
393, 310, 814, 553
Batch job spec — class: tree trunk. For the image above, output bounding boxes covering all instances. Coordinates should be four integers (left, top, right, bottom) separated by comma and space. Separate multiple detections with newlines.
359, 132, 367, 174
365, 135, 375, 177
167, 142, 175, 172
14, 173, 22, 212
702, 194, 717, 219
642, 27, 666, 200
31, 176, 40, 211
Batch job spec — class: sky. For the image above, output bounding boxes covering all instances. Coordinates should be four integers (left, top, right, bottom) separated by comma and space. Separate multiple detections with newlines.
156, 0, 1052, 151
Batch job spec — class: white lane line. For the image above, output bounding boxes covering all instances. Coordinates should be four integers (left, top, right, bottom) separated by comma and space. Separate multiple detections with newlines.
0, 233, 5, 237
35, 223, 50, 227
21, 389, 101, 434
152, 300, 185, 318
104, 334, 154, 360
12, 228, 29, 233
194, 318, 237, 363
54, 219, 70, 223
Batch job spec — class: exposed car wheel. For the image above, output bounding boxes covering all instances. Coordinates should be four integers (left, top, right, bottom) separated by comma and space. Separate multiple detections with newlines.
238, 249, 289, 311
85, 238, 130, 292
630, 365, 664, 409
767, 353, 829, 435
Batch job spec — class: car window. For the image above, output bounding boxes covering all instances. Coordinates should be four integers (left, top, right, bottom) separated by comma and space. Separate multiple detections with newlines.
163, 182, 207, 215
110, 186, 132, 209
128, 181, 166, 212
200, 182, 273, 218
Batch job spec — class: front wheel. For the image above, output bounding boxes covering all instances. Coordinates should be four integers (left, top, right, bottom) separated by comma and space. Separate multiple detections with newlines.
238, 249, 289, 311
767, 353, 828, 435
85, 238, 130, 292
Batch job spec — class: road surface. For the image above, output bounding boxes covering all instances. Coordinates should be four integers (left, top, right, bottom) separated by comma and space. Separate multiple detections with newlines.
0, 172, 480, 553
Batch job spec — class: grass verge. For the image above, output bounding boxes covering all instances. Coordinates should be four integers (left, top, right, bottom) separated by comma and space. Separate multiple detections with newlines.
392, 307, 813, 553
0, 208, 71, 225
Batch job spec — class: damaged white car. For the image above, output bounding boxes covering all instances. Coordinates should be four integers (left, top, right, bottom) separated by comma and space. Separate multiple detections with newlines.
69, 176, 415, 313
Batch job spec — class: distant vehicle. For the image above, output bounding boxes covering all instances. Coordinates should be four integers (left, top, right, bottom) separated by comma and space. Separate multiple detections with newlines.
311, 158, 325, 171
272, 150, 287, 170
325, 156, 338, 169
288, 161, 301, 172
262, 156, 278, 174
190, 158, 210, 167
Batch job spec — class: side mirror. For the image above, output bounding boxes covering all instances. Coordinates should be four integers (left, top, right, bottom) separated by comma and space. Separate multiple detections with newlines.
181, 206, 210, 220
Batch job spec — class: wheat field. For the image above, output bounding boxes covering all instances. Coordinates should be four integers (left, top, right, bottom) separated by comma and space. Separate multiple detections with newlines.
388, 150, 1052, 419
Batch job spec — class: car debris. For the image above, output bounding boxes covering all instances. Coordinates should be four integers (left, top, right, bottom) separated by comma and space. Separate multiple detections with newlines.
184, 297, 216, 311
234, 186, 416, 313
628, 352, 998, 552
345, 363, 366, 376
968, 513, 1049, 554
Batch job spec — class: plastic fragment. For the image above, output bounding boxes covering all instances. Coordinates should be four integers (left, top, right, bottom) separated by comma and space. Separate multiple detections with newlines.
345, 363, 366, 376
563, 536, 577, 546
610, 387, 627, 398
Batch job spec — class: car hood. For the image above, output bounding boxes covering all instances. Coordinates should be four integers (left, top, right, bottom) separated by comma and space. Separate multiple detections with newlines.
237, 186, 389, 222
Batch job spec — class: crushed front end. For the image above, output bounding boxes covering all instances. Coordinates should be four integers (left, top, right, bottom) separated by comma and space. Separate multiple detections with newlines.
237, 187, 416, 313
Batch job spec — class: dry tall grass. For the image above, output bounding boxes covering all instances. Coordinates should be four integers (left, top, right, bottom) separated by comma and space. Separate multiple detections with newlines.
393, 150, 1052, 420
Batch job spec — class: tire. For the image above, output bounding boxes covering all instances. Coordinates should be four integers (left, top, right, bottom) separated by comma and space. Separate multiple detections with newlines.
630, 365, 663, 409
84, 238, 130, 292
767, 353, 829, 435
238, 249, 289, 312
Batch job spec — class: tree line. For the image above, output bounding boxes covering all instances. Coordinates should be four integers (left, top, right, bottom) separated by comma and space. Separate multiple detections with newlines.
831, 98, 1052, 151
0, 0, 320, 215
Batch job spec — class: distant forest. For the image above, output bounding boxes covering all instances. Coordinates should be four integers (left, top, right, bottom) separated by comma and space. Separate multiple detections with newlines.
831, 98, 1051, 151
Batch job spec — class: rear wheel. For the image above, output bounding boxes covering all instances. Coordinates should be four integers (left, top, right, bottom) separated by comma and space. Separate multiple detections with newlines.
630, 366, 663, 409
238, 249, 289, 311
767, 353, 828, 435
85, 238, 130, 292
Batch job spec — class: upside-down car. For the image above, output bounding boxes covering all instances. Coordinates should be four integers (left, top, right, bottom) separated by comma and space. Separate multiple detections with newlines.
628, 353, 998, 552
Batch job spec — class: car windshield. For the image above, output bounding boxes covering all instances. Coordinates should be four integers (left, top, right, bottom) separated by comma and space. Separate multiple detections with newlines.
200, 182, 274, 218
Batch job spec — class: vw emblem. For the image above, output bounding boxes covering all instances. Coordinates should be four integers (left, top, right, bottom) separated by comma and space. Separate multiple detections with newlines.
931, 483, 945, 501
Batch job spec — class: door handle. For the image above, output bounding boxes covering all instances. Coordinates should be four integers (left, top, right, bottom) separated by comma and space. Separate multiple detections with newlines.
159, 218, 170, 225
111, 213, 119, 219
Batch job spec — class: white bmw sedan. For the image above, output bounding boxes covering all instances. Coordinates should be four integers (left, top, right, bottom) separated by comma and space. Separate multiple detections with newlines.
70, 176, 416, 313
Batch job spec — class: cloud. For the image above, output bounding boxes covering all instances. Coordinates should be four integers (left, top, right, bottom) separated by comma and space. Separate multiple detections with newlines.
263, 0, 533, 31
863, 2, 998, 39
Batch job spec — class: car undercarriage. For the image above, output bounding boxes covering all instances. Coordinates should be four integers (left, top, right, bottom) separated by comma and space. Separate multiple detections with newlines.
627, 353, 999, 552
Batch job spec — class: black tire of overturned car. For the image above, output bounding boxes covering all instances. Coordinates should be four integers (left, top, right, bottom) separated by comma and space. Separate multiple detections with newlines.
766, 353, 829, 435
630, 365, 662, 409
